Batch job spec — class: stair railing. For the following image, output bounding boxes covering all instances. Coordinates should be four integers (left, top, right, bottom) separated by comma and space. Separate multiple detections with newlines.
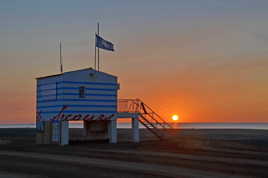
118, 99, 173, 129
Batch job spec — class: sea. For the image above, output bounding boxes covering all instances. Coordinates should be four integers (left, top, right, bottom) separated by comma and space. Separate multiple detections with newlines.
0, 123, 268, 130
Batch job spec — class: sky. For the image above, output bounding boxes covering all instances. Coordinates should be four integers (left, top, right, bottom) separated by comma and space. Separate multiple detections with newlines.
1, 0, 268, 123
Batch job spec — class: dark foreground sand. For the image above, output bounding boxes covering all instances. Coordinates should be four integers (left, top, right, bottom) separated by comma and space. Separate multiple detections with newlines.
0, 128, 268, 178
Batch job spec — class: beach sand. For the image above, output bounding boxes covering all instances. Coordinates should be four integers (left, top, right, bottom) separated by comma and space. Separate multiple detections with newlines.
0, 128, 268, 178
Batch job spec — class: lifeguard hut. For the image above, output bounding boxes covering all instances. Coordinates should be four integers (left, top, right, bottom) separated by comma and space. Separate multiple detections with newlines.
36, 24, 174, 145
36, 68, 172, 145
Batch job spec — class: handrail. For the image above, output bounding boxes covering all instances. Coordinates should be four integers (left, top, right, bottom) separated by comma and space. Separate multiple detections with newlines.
118, 98, 173, 140
118, 98, 173, 129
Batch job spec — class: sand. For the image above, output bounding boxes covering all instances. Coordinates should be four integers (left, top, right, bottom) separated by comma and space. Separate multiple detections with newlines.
0, 128, 268, 178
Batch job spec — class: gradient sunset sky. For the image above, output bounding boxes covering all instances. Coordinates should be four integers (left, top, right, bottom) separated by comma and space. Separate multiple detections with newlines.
1, 0, 268, 123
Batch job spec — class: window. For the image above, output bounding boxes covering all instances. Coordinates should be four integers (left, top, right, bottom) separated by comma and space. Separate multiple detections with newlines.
79, 86, 85, 98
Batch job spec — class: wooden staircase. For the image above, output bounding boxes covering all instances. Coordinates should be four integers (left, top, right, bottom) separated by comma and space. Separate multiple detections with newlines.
118, 99, 173, 140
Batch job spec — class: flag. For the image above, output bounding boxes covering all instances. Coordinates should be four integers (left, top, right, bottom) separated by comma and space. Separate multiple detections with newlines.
96, 34, 114, 51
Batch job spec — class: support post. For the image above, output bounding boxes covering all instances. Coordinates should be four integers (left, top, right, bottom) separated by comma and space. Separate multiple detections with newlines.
109, 118, 117, 143
132, 116, 140, 143
83, 120, 88, 136
60, 121, 69, 145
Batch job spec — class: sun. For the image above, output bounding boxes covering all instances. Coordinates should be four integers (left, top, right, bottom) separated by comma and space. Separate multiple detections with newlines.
171, 114, 179, 121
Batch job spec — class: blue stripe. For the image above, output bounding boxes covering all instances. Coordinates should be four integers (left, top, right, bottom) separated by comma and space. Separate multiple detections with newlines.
38, 93, 116, 98
38, 104, 116, 109
63, 93, 116, 96
37, 87, 116, 93
41, 111, 116, 114
62, 81, 117, 86
37, 99, 117, 103
37, 99, 58, 103
37, 82, 59, 87
86, 88, 115, 91
38, 94, 57, 98
37, 88, 56, 92
38, 81, 117, 87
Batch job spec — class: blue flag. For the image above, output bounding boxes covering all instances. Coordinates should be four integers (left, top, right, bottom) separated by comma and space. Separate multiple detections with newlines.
96, 34, 114, 51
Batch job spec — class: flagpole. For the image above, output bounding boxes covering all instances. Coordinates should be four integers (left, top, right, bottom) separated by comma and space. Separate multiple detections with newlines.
94, 33, 97, 70
89, 32, 91, 68
59, 40, 63, 73
97, 22, 100, 71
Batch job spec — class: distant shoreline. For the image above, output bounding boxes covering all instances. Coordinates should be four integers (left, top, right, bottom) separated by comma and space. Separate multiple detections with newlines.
1, 122, 268, 130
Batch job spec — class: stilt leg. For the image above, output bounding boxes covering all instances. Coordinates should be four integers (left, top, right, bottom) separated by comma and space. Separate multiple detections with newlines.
60, 121, 69, 145
132, 116, 140, 143
109, 119, 117, 143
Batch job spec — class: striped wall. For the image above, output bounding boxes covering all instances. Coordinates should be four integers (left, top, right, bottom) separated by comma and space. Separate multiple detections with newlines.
36, 69, 119, 121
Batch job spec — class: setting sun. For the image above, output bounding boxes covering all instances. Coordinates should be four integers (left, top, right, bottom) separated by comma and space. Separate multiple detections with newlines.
171, 114, 179, 121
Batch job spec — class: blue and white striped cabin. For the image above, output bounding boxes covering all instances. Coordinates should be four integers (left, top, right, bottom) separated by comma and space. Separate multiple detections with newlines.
36, 68, 119, 121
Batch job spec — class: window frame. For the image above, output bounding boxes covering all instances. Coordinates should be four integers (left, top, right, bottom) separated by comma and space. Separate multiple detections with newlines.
79, 86, 85, 98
